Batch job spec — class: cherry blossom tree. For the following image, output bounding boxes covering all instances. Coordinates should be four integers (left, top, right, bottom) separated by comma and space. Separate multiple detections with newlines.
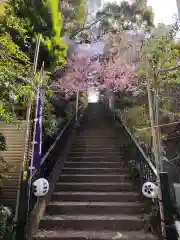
52, 54, 101, 98
52, 51, 137, 98
100, 57, 137, 94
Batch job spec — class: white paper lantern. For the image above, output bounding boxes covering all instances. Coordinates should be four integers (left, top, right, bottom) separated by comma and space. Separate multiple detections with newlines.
32, 178, 49, 197
142, 181, 158, 199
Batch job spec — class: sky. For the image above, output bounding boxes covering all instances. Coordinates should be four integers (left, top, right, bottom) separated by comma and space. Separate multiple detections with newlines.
103, 0, 178, 26
147, 0, 178, 25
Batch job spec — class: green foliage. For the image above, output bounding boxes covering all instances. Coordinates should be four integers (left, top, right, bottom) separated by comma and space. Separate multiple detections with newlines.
115, 96, 134, 109
97, 0, 154, 33
79, 94, 88, 109
2, 0, 67, 69
48, 0, 61, 39
116, 24, 180, 151
138, 36, 180, 126
0, 32, 58, 137
0, 0, 70, 137
0, 205, 13, 240
0, 134, 10, 188
120, 105, 151, 145
0, 134, 6, 152
0, 158, 10, 188
142, 202, 161, 236
0, 1, 5, 16
61, 0, 86, 36
0, 33, 31, 122
43, 95, 60, 136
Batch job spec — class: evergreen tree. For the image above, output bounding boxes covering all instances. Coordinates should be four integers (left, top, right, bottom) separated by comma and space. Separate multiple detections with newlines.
1, 0, 67, 69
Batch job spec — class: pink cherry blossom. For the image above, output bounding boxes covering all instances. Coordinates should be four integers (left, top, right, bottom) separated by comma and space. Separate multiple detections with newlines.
100, 58, 137, 93
54, 53, 137, 97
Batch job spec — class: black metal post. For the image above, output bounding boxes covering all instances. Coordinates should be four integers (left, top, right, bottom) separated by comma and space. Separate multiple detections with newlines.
160, 172, 178, 240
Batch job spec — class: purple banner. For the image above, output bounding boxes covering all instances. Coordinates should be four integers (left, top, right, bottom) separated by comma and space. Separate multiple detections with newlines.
32, 86, 43, 169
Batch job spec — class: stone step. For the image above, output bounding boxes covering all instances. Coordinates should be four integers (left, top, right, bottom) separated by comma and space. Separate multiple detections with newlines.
72, 143, 118, 148
51, 191, 141, 202
68, 152, 123, 157
54, 182, 135, 192
34, 230, 158, 240
46, 201, 145, 215
74, 140, 118, 145
66, 157, 124, 163
75, 138, 117, 141
33, 105, 155, 240
64, 162, 124, 168
75, 136, 116, 139
62, 167, 127, 174
70, 147, 120, 152
59, 174, 129, 182
72, 144, 118, 148
39, 214, 144, 231
76, 131, 115, 135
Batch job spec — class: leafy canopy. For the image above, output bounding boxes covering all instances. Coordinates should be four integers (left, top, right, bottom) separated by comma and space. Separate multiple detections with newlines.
1, 0, 68, 69
0, 33, 31, 121
61, 0, 86, 36
96, 0, 154, 33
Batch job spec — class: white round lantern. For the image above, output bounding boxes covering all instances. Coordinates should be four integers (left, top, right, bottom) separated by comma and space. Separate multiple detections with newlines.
32, 178, 49, 197
142, 181, 158, 199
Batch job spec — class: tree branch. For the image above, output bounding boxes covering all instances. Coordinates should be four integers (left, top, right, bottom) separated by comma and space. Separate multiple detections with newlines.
70, 7, 126, 39
158, 65, 180, 73
70, 14, 106, 39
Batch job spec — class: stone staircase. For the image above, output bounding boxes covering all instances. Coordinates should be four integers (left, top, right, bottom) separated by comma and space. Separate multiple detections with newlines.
34, 103, 157, 240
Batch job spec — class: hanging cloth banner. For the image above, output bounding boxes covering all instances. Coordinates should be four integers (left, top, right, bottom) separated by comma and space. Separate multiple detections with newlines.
31, 63, 44, 169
